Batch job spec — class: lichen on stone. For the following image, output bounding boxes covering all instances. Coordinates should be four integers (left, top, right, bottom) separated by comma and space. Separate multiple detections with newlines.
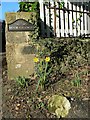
48, 95, 71, 118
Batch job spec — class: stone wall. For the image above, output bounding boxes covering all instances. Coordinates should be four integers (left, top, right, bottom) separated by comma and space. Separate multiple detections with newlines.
5, 12, 39, 79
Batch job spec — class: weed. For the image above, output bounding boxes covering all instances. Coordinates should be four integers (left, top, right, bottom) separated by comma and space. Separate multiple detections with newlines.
71, 72, 82, 87
36, 101, 45, 109
15, 76, 28, 88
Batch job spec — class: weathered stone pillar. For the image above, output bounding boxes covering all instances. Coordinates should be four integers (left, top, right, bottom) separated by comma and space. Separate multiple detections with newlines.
5, 12, 39, 79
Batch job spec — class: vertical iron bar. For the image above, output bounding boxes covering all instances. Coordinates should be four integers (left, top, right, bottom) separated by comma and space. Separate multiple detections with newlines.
54, 2, 56, 37
58, 2, 61, 37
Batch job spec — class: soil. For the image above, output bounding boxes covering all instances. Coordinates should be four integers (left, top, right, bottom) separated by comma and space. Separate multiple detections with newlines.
1, 53, 90, 119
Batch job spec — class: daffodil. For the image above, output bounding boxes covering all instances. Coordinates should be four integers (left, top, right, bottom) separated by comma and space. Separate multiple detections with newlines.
45, 57, 50, 62
33, 57, 39, 63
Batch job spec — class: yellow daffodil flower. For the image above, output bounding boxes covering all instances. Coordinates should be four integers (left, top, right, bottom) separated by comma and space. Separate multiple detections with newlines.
33, 57, 39, 63
45, 57, 50, 62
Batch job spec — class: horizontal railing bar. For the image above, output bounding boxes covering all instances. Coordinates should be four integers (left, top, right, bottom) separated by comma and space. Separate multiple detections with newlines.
47, 7, 90, 15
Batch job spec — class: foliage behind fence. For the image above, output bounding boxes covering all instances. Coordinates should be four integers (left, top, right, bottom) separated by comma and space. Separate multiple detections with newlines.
39, 1, 90, 38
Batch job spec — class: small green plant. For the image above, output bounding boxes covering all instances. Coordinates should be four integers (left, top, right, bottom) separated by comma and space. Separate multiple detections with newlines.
71, 72, 81, 87
18, 2, 39, 12
15, 76, 28, 88
33, 56, 52, 91
71, 79, 81, 87
60, 0, 65, 9
72, 13, 82, 32
36, 101, 45, 109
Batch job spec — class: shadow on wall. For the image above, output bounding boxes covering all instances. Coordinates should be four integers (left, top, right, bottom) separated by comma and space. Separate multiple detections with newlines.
0, 20, 6, 53
39, 18, 54, 38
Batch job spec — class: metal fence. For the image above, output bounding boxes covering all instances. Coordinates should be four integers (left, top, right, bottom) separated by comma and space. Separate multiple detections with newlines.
39, 0, 90, 38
